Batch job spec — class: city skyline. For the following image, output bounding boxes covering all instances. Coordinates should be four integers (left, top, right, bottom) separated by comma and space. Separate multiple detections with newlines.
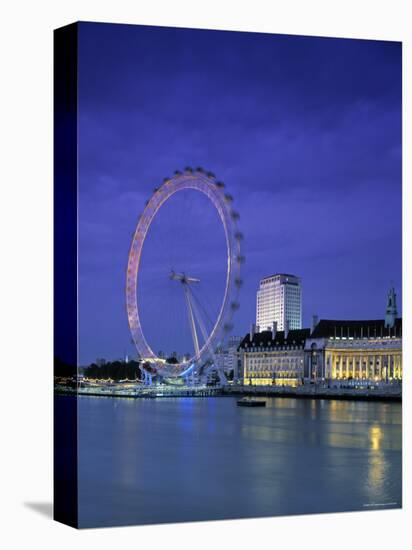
81, 279, 401, 365
77, 23, 402, 364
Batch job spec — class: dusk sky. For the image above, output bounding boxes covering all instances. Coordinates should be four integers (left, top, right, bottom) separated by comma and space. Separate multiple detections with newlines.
77, 22, 401, 365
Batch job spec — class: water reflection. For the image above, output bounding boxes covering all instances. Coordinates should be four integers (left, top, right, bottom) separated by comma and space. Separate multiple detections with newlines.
77, 396, 401, 527
365, 425, 387, 502
370, 425, 383, 451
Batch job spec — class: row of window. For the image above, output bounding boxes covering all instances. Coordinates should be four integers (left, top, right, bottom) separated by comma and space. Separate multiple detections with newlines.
248, 353, 303, 359
246, 369, 301, 376
248, 358, 303, 365
245, 344, 304, 351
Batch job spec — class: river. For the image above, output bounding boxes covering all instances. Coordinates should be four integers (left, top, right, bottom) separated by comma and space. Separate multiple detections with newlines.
76, 395, 402, 528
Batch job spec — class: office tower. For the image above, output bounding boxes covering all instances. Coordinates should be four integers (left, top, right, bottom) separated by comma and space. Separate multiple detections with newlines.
256, 273, 302, 331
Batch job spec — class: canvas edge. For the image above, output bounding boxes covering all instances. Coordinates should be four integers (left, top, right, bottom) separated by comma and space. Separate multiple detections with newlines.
53, 21, 79, 529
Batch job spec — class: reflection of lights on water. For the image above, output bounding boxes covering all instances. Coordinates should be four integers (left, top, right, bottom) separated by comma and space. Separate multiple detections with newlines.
368, 454, 384, 488
273, 398, 297, 410
366, 425, 386, 495
370, 425, 383, 451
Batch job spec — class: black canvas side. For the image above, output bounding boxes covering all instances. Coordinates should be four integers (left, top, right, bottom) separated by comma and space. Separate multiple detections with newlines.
53, 22, 79, 529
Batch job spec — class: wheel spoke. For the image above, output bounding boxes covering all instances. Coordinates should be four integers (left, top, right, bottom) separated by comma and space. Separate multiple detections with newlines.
126, 169, 242, 379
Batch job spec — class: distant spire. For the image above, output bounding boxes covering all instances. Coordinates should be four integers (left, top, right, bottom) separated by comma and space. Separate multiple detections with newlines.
384, 285, 398, 329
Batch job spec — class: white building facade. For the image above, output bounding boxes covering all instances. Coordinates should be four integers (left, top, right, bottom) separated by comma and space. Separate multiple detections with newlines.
256, 273, 302, 332
237, 323, 310, 387
304, 318, 402, 386
304, 287, 402, 386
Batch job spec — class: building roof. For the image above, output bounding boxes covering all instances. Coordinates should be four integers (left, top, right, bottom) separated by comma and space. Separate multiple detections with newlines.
238, 318, 402, 351
310, 318, 402, 339
239, 328, 310, 350
261, 273, 300, 281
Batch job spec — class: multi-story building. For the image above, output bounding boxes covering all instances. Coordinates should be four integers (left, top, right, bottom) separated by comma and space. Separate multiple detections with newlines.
227, 335, 242, 375
238, 322, 310, 386
304, 287, 402, 385
256, 273, 302, 332
239, 286, 402, 388
214, 335, 243, 380
304, 320, 402, 385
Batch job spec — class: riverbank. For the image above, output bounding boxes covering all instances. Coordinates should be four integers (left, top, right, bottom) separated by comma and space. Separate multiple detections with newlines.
55, 385, 222, 399
224, 384, 402, 402
55, 383, 401, 402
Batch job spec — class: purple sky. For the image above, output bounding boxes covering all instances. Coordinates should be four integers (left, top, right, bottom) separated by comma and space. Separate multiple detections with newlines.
77, 22, 402, 365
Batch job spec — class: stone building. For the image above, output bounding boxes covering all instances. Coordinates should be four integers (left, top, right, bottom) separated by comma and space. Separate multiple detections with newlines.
238, 286, 402, 387
304, 287, 402, 385
304, 317, 402, 385
237, 322, 310, 386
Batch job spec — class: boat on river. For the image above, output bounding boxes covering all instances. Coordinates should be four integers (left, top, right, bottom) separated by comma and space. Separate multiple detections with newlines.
237, 397, 266, 407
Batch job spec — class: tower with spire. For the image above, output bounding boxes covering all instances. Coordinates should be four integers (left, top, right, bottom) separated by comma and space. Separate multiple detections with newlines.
384, 285, 398, 328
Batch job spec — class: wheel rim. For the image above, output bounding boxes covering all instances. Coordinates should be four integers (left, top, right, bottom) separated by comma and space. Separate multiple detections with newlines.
126, 169, 243, 377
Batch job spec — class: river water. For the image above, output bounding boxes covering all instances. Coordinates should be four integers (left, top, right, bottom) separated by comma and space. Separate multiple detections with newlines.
77, 396, 402, 528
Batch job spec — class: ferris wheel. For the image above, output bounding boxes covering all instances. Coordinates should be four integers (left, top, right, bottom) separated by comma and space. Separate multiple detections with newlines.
126, 167, 244, 379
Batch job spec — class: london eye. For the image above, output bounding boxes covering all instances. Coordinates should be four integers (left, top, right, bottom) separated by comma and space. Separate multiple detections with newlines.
126, 168, 243, 382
